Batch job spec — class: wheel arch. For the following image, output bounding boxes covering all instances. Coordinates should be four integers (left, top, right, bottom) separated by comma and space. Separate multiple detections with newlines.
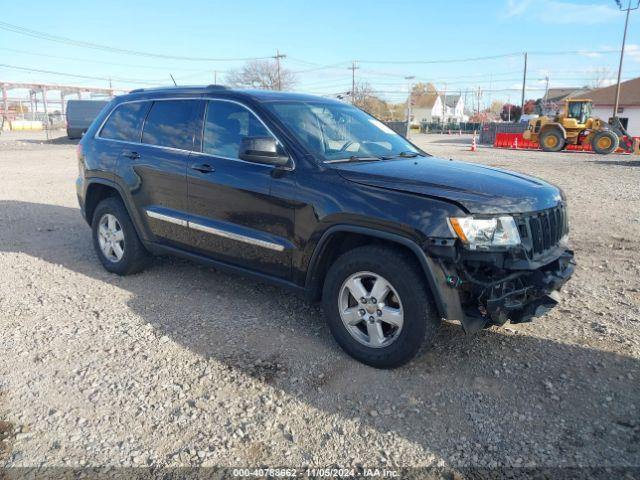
539, 122, 566, 138
304, 225, 458, 320
84, 178, 149, 243
85, 180, 120, 225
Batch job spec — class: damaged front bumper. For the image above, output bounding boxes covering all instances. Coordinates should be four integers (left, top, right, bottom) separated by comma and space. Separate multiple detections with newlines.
425, 245, 575, 334
482, 250, 574, 325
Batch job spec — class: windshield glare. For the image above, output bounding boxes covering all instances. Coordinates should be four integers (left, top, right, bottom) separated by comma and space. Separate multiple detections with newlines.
265, 101, 420, 161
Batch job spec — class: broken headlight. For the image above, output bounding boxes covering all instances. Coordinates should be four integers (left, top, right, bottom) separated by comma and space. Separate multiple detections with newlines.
449, 216, 521, 249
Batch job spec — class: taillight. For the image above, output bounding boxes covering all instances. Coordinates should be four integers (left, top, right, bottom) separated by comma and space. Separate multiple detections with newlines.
76, 143, 83, 161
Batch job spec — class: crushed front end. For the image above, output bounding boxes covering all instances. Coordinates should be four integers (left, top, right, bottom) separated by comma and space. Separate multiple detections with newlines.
426, 203, 575, 333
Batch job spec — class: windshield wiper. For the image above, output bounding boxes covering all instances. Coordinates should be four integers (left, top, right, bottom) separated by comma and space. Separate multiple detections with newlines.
381, 150, 422, 159
324, 155, 382, 164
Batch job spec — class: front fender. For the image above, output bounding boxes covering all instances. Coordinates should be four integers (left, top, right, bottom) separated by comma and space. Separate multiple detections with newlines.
304, 224, 465, 324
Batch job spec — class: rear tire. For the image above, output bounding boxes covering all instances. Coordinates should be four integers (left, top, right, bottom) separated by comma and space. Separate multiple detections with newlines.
91, 197, 149, 275
322, 245, 440, 368
540, 129, 565, 152
591, 130, 619, 155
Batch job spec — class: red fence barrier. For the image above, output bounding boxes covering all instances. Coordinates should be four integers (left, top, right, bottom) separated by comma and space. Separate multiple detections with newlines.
493, 132, 637, 153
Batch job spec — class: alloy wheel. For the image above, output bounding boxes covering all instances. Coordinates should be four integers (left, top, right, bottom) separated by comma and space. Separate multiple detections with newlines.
338, 271, 404, 348
97, 213, 125, 262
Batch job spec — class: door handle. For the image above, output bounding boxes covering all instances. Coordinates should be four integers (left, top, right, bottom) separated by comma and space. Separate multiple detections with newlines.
122, 150, 140, 160
191, 163, 215, 173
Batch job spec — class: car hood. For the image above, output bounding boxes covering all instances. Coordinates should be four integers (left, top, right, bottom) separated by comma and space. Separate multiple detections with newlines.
332, 156, 562, 214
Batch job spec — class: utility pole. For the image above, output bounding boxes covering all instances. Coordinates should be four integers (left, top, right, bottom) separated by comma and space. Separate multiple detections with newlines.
273, 50, 286, 91
442, 83, 447, 129
42, 87, 49, 141
488, 73, 493, 111
520, 52, 528, 113
1, 83, 7, 124
543, 75, 549, 103
405, 75, 415, 136
349, 61, 359, 104
214, 71, 217, 85
463, 89, 468, 118
613, 0, 640, 119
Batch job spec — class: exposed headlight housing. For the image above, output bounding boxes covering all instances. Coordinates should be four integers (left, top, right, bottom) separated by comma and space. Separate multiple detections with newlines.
449, 216, 521, 249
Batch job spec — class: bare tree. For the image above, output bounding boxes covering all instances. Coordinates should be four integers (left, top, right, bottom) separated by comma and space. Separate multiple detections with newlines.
489, 100, 503, 117
590, 67, 612, 89
410, 82, 438, 108
225, 59, 297, 91
352, 82, 391, 120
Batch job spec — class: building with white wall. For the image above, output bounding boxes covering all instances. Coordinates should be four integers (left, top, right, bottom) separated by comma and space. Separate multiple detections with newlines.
410, 92, 466, 126
586, 77, 640, 135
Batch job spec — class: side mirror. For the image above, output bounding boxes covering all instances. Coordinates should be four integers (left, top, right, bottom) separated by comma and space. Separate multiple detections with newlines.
238, 136, 290, 167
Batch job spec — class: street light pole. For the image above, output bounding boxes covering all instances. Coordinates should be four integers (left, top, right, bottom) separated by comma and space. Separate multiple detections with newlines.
613, 0, 640, 119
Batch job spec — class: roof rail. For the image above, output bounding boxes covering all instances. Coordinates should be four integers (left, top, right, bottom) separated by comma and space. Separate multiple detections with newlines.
128, 85, 229, 95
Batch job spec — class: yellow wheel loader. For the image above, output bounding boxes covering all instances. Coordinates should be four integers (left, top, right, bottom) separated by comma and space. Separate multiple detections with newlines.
523, 99, 631, 155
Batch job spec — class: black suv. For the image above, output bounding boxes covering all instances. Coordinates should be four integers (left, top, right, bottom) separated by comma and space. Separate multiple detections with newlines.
76, 85, 574, 368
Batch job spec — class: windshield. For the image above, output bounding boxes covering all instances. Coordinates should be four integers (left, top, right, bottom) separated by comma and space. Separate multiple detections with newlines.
567, 101, 591, 124
264, 101, 421, 162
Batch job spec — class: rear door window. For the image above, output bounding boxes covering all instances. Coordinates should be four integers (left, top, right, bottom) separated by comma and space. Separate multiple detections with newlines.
202, 101, 272, 159
99, 102, 149, 142
142, 100, 199, 151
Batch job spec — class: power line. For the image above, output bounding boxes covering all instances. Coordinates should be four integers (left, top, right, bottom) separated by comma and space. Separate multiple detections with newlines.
0, 47, 213, 72
0, 21, 273, 62
355, 49, 621, 65
367, 87, 547, 94
0, 21, 624, 68
0, 63, 158, 85
356, 52, 522, 65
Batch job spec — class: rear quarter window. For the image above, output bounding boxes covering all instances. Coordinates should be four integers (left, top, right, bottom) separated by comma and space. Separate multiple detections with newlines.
141, 100, 199, 151
99, 102, 149, 142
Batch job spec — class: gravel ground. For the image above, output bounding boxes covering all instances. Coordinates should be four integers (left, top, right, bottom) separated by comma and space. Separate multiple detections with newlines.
0, 130, 639, 472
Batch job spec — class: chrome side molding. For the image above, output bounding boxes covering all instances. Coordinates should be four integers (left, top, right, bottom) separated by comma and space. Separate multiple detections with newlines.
146, 209, 188, 227
145, 209, 284, 252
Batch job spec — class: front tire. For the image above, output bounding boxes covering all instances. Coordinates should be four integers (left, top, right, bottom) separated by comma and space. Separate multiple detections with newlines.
322, 245, 440, 368
91, 197, 149, 275
591, 130, 619, 155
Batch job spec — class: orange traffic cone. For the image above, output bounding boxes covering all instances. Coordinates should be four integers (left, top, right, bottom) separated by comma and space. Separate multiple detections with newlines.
470, 136, 477, 152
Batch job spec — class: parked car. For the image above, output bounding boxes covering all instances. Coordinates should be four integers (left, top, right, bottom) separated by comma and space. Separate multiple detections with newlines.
76, 86, 574, 368
66, 99, 109, 139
